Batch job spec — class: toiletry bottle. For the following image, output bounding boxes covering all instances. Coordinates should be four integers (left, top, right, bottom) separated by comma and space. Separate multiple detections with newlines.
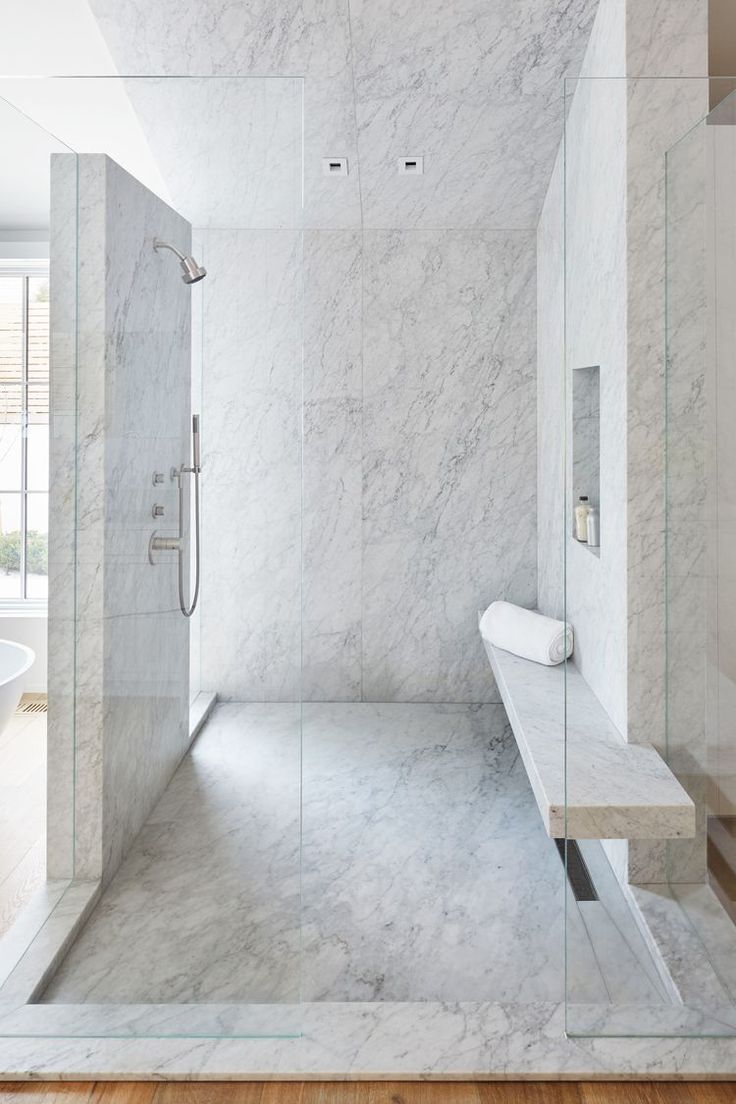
574, 495, 589, 541
586, 505, 599, 547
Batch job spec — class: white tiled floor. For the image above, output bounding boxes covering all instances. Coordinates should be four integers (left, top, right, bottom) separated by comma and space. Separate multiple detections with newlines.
41, 702, 668, 1007
0, 711, 46, 939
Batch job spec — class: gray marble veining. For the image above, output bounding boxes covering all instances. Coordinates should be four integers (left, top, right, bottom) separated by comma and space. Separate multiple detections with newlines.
48, 154, 191, 884
361, 230, 537, 702
6, 997, 736, 1078
40, 701, 664, 1010
535, 0, 710, 885
486, 641, 695, 841
84, 0, 598, 231
197, 226, 537, 704
198, 229, 303, 702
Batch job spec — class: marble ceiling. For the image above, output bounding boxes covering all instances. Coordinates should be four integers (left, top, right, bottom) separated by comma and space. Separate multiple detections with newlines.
85, 0, 599, 228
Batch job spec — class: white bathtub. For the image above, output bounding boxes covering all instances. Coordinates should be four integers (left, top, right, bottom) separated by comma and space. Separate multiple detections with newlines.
0, 639, 35, 734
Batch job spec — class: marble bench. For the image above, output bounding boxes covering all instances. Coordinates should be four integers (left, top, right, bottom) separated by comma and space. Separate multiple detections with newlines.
483, 638, 696, 840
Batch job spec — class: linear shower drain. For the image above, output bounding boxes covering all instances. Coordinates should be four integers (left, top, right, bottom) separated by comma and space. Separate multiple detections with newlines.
554, 838, 598, 901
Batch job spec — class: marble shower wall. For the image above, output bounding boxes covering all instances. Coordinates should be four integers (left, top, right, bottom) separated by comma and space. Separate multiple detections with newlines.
198, 228, 303, 703
536, 0, 628, 734
80, 0, 596, 704
536, 0, 708, 884
199, 227, 537, 704
710, 122, 736, 819
361, 230, 537, 702
49, 154, 191, 882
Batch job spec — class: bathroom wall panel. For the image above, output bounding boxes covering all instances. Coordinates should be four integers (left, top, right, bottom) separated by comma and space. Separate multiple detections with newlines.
348, 0, 597, 230
301, 231, 363, 701
562, 67, 629, 737
361, 229, 537, 703
199, 228, 303, 702
536, 0, 709, 885
199, 227, 536, 704
536, 147, 564, 624
199, 228, 363, 703
47, 153, 81, 878
49, 154, 191, 882
625, 0, 708, 885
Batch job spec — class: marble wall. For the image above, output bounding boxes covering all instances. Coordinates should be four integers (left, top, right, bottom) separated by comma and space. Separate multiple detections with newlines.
198, 226, 537, 704
86, 0, 598, 232
536, 0, 709, 884
536, 0, 628, 735
360, 230, 537, 702
709, 122, 736, 820
74, 0, 599, 706
666, 116, 736, 852
49, 154, 191, 882
198, 228, 303, 702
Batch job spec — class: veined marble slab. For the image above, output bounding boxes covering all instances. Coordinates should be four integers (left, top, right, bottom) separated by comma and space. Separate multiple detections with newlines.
484, 640, 696, 840
3, 1000, 736, 1078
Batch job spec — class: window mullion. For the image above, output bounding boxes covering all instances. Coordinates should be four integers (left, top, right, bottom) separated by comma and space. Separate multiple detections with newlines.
20, 275, 28, 600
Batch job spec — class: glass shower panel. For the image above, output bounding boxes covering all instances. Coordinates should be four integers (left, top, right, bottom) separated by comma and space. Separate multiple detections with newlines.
0, 93, 77, 995
564, 77, 736, 1038
0, 76, 304, 1040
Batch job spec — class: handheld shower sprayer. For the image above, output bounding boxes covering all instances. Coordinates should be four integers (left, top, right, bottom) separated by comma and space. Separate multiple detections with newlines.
148, 414, 202, 618
192, 413, 201, 472
177, 415, 202, 618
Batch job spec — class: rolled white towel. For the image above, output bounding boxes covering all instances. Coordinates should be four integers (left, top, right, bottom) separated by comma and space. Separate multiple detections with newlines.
479, 601, 573, 666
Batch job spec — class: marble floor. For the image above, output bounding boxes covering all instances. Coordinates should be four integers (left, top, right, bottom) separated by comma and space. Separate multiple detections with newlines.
40, 703, 670, 1008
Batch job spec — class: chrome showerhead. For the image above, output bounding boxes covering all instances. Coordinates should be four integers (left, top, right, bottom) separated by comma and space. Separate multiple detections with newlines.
153, 238, 207, 284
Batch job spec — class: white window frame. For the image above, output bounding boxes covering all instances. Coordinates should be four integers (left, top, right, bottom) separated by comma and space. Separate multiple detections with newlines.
0, 260, 50, 612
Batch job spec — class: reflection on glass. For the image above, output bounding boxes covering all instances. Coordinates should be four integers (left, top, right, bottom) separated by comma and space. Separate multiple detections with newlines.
0, 493, 22, 599
0, 413, 22, 490
27, 423, 49, 491
26, 492, 48, 599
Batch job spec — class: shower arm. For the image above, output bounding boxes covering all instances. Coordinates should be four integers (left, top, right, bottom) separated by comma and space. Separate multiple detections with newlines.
153, 237, 187, 263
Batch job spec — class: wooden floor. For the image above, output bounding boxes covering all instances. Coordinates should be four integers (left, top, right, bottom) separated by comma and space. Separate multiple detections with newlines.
0, 1084, 735, 1103
0, 710, 46, 938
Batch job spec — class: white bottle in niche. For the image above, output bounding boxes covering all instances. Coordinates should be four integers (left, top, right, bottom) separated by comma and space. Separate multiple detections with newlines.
574, 495, 590, 541
586, 506, 600, 547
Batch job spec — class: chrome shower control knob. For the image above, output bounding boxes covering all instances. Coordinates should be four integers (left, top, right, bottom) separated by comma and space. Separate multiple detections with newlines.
152, 504, 165, 519
152, 471, 165, 485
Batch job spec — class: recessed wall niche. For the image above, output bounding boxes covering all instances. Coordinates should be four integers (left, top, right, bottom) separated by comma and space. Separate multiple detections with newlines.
572, 364, 600, 554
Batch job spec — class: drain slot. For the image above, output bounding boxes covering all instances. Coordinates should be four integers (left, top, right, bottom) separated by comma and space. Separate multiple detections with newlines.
15, 694, 48, 715
555, 838, 598, 901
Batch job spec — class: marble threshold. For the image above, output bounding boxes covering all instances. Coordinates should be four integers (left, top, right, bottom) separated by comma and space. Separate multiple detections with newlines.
2, 1000, 736, 1079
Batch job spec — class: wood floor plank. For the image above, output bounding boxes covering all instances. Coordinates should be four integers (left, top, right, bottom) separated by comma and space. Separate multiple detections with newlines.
90, 1083, 158, 1104
579, 1084, 696, 1104
0, 839, 46, 939
1, 1083, 736, 1102
300, 1084, 365, 1104
259, 1084, 304, 1104
479, 1084, 583, 1103
0, 1085, 94, 1103
153, 1085, 264, 1104
364, 1084, 481, 1104
679, 1087, 736, 1104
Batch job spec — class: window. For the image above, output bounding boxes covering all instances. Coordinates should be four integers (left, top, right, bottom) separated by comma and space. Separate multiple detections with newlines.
0, 265, 49, 605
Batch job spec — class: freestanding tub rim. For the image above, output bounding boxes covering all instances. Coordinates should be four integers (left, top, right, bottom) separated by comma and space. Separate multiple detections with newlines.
0, 639, 36, 685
